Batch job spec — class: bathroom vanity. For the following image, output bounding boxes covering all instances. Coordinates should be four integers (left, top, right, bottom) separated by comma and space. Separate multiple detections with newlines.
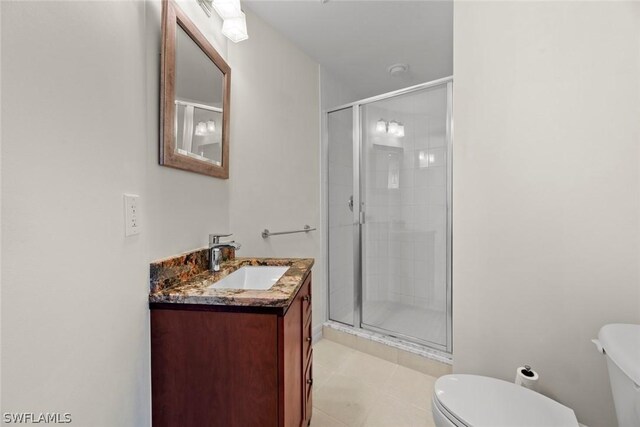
149, 253, 314, 427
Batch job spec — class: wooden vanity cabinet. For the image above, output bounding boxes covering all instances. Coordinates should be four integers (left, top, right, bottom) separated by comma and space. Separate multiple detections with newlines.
300, 275, 313, 426
151, 273, 313, 427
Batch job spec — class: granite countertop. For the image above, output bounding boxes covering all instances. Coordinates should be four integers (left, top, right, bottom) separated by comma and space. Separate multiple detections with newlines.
149, 255, 314, 309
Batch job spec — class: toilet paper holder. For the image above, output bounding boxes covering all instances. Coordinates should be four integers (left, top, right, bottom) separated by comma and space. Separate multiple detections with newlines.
515, 364, 539, 391
520, 365, 535, 377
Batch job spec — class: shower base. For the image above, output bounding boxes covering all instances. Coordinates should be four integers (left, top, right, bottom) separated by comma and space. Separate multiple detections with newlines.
361, 300, 447, 346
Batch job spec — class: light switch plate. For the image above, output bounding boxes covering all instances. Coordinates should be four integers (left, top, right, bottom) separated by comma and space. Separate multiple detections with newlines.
124, 194, 140, 237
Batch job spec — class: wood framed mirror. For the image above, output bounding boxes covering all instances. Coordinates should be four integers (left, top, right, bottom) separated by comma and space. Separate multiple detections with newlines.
160, 0, 231, 179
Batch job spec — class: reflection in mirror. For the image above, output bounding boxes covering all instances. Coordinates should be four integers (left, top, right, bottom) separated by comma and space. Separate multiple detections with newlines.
175, 102, 222, 164
174, 25, 224, 165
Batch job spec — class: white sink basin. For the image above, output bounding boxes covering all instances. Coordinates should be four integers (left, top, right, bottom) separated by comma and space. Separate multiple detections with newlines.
212, 266, 289, 290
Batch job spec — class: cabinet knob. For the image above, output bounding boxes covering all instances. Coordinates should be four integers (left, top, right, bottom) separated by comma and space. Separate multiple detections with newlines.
302, 295, 310, 302
306, 337, 312, 342
307, 378, 313, 385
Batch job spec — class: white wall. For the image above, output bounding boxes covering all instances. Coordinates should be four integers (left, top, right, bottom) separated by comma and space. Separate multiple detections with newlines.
1, 2, 151, 425
227, 9, 322, 327
0, 0, 4, 403
1, 1, 320, 425
320, 67, 359, 112
453, 2, 640, 426
146, 0, 230, 261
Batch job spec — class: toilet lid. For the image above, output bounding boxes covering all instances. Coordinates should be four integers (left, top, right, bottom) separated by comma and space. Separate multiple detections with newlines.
433, 375, 579, 427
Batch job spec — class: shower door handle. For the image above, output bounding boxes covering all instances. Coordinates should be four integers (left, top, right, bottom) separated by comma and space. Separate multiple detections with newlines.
348, 196, 354, 212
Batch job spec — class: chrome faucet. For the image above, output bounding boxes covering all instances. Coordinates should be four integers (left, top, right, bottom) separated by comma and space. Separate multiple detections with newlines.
209, 233, 241, 272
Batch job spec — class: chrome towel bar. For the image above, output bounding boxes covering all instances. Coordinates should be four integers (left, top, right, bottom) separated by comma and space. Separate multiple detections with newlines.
262, 225, 316, 239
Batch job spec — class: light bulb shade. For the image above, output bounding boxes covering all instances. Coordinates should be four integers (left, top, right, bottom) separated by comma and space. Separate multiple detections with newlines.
206, 120, 216, 132
396, 123, 405, 137
388, 121, 399, 135
376, 119, 387, 133
195, 122, 207, 136
222, 12, 249, 43
418, 151, 427, 168
418, 151, 434, 168
211, 0, 241, 19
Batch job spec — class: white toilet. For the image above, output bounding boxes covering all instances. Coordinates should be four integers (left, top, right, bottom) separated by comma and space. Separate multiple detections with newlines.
594, 323, 640, 427
432, 324, 640, 427
432, 374, 579, 427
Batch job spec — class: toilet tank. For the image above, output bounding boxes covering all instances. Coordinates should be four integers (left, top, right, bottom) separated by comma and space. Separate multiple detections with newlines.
596, 324, 640, 427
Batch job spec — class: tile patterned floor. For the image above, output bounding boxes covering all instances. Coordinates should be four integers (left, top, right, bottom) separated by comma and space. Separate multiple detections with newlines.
311, 339, 438, 427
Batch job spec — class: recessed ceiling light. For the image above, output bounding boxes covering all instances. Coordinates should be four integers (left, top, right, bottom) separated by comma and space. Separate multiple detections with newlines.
388, 63, 409, 76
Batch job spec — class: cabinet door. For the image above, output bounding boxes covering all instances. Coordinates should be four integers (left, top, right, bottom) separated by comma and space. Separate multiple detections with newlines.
151, 309, 278, 427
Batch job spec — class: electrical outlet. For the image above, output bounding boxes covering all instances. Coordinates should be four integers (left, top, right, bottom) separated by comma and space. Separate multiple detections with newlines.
124, 194, 140, 237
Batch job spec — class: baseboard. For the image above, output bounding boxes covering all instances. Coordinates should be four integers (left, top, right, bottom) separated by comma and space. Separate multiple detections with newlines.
312, 324, 323, 344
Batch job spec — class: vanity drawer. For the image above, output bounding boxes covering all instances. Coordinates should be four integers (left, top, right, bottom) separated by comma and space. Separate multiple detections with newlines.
301, 276, 312, 323
304, 352, 313, 424
303, 316, 312, 361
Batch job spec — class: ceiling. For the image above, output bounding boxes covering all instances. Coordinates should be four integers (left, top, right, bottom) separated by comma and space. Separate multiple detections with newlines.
244, 0, 453, 102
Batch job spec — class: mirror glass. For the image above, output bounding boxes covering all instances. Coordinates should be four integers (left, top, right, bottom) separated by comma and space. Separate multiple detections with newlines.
161, 0, 230, 178
174, 25, 224, 166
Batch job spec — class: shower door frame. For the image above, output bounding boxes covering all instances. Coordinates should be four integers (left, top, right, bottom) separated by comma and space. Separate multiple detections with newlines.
325, 76, 453, 354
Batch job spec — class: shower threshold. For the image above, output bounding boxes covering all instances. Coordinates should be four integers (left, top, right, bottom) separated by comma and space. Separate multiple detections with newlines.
323, 321, 452, 374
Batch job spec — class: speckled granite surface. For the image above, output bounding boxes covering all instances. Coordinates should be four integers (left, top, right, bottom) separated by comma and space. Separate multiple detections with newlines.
150, 246, 235, 293
149, 255, 314, 308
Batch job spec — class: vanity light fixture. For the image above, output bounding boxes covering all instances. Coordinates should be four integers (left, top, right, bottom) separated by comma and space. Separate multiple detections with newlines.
221, 11, 249, 42
199, 0, 249, 43
211, 0, 241, 19
195, 120, 216, 136
418, 151, 436, 168
376, 119, 405, 137
195, 122, 208, 136
388, 121, 399, 135
197, 0, 214, 16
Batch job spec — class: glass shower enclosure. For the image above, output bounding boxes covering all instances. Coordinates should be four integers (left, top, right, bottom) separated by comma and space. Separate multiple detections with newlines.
327, 77, 452, 353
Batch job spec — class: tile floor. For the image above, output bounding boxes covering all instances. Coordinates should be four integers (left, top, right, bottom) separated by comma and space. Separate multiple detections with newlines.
312, 339, 438, 427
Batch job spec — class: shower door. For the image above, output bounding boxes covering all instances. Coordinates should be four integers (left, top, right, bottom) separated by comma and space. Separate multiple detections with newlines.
360, 83, 451, 350
327, 78, 452, 353
327, 107, 357, 326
